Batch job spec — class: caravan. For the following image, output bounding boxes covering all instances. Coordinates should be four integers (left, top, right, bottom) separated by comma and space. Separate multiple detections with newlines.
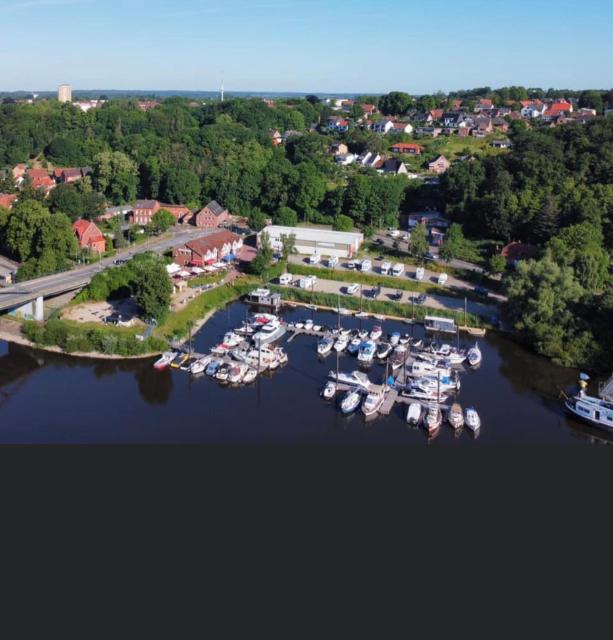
415, 267, 425, 281
392, 263, 405, 277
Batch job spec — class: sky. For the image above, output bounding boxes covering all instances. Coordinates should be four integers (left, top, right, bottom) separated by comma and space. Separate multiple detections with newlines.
1, 0, 612, 94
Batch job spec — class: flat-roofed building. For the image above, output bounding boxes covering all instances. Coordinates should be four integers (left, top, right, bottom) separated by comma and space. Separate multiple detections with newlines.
58, 84, 72, 103
260, 225, 364, 259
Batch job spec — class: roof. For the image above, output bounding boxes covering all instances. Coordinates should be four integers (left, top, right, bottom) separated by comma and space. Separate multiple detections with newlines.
391, 142, 423, 151
62, 168, 82, 179
133, 199, 158, 210
185, 230, 241, 256
429, 155, 449, 164
0, 193, 17, 209
73, 219, 105, 243
27, 168, 49, 180
262, 225, 364, 245
202, 200, 227, 216
501, 242, 539, 262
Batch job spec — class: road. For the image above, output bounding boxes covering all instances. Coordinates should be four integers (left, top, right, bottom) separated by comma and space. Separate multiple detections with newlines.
0, 226, 210, 313
287, 253, 507, 305
280, 277, 499, 319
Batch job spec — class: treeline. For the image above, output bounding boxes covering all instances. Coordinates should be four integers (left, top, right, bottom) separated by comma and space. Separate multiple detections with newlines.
439, 117, 613, 369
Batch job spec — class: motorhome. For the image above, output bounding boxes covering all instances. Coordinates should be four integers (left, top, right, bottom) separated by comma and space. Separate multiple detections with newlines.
415, 267, 425, 281
392, 263, 405, 277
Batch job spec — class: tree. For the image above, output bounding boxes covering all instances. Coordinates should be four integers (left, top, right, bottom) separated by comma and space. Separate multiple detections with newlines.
291, 163, 326, 221
333, 214, 353, 232
5, 200, 49, 261
379, 91, 413, 116
439, 223, 465, 262
131, 253, 172, 322
279, 233, 296, 260
249, 231, 273, 275
93, 151, 139, 204
161, 167, 201, 206
247, 208, 268, 232
149, 209, 176, 234
487, 253, 507, 275
275, 206, 298, 227
48, 184, 84, 220
409, 223, 428, 259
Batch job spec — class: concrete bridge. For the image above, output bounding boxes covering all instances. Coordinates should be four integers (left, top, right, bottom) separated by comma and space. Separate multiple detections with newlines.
0, 227, 212, 320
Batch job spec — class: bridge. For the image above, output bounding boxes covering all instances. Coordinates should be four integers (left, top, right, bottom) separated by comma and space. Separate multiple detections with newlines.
0, 227, 212, 320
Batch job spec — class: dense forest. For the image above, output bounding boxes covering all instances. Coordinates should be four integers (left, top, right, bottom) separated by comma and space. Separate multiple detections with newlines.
1, 93, 612, 370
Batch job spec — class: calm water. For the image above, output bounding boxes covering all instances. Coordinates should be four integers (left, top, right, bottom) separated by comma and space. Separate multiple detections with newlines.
0, 302, 608, 444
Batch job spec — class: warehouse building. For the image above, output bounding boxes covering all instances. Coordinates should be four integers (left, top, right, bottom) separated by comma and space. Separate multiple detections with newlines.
260, 225, 364, 259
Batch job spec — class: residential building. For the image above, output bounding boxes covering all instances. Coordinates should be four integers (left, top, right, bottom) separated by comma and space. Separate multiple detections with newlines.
475, 98, 493, 112
371, 119, 394, 134
59, 168, 83, 184
58, 84, 72, 103
361, 103, 377, 116
193, 200, 230, 228
137, 100, 160, 112
73, 219, 106, 254
335, 153, 357, 166
0, 255, 19, 286
389, 121, 414, 135
163, 203, 191, 223
260, 225, 364, 259
428, 155, 450, 174
381, 158, 408, 175
327, 117, 350, 133
391, 142, 424, 155
491, 139, 513, 149
0, 193, 17, 210
329, 142, 349, 155
501, 241, 539, 266
415, 126, 442, 138
406, 211, 450, 230
172, 230, 243, 267
98, 204, 133, 222
130, 200, 161, 225
430, 109, 444, 121
269, 129, 283, 146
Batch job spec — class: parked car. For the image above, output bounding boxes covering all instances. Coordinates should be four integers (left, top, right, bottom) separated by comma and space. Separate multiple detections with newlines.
388, 229, 400, 238
346, 283, 359, 295
113, 259, 128, 265
437, 273, 448, 285
346, 261, 356, 270
414, 293, 427, 305
278, 273, 292, 285
425, 252, 439, 261
360, 259, 372, 272
474, 286, 489, 297
309, 253, 321, 265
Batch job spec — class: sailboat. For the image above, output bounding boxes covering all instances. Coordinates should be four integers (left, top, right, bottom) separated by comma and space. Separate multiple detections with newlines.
467, 342, 482, 367
424, 403, 442, 434
465, 407, 481, 432
340, 388, 362, 414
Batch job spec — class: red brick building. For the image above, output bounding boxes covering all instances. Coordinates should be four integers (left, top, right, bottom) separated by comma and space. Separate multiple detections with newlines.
162, 203, 191, 223
193, 201, 230, 228
391, 142, 424, 155
73, 219, 106, 254
130, 200, 161, 225
172, 230, 243, 267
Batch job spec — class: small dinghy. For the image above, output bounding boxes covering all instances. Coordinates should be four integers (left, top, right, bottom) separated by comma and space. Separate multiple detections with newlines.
465, 407, 481, 432
321, 381, 337, 400
406, 402, 422, 426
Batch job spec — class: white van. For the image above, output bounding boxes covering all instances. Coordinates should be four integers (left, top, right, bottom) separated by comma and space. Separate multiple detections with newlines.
392, 263, 405, 277
415, 267, 425, 281
309, 253, 321, 265
361, 259, 372, 272
327, 255, 338, 269
278, 273, 292, 285
380, 261, 391, 276
299, 275, 317, 289
437, 272, 448, 285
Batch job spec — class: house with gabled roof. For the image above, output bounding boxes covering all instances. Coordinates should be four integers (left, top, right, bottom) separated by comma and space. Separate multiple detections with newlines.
193, 200, 230, 228
73, 219, 106, 254
428, 155, 450, 174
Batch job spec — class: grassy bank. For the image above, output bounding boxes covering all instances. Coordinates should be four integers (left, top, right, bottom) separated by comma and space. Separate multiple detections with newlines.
269, 285, 485, 328
188, 272, 227, 288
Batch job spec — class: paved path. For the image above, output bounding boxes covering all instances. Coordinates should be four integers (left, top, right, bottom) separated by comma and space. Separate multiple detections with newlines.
0, 226, 212, 312
279, 277, 499, 318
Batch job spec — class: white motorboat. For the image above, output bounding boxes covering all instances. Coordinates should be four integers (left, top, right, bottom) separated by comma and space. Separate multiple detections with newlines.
294, 322, 304, 329
390, 332, 401, 346
362, 389, 386, 416
341, 388, 363, 414
354, 311, 369, 319
407, 361, 453, 379
403, 384, 449, 404
398, 334, 411, 345
339, 327, 352, 337
242, 368, 258, 384
228, 364, 248, 384
253, 318, 287, 347
312, 324, 322, 332
376, 342, 392, 360
275, 347, 288, 365
205, 359, 222, 376
304, 319, 314, 331
190, 355, 212, 375
328, 370, 372, 391
413, 374, 460, 394
357, 340, 376, 364
222, 332, 242, 348
317, 335, 335, 356
338, 308, 352, 316
334, 334, 349, 352
369, 325, 383, 341
358, 330, 369, 340
215, 363, 231, 381
564, 375, 613, 431
406, 402, 422, 426
390, 345, 408, 370
268, 355, 281, 370
153, 351, 177, 370
424, 403, 442, 434
321, 381, 337, 400
347, 337, 362, 355
467, 342, 482, 367
465, 407, 481, 432
448, 403, 464, 430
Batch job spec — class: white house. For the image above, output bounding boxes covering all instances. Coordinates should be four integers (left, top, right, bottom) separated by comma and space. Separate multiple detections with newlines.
389, 122, 414, 135
371, 119, 394, 134
335, 153, 357, 166
260, 225, 364, 259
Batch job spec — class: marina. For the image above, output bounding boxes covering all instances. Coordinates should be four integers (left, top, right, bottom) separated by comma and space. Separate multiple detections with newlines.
0, 300, 608, 445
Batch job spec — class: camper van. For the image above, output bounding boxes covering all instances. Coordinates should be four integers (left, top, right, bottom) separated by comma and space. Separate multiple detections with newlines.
309, 253, 321, 265
327, 255, 338, 269
415, 267, 425, 281
392, 263, 405, 277
380, 261, 391, 276
278, 273, 292, 285
437, 272, 448, 285
360, 259, 372, 272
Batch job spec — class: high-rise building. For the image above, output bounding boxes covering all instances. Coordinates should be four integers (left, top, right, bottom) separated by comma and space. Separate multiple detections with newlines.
58, 84, 72, 103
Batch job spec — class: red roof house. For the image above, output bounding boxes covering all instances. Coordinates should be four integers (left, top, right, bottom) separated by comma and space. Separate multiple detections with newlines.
391, 142, 424, 155
73, 219, 106, 254
172, 230, 243, 267
0, 193, 17, 210
193, 201, 230, 228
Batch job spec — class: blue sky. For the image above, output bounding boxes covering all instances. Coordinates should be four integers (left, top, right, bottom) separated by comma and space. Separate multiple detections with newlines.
1, 0, 612, 93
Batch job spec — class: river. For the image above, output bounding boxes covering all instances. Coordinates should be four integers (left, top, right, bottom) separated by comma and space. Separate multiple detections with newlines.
0, 302, 608, 444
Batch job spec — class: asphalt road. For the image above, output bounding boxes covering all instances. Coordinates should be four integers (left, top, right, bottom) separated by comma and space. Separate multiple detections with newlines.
0, 226, 210, 312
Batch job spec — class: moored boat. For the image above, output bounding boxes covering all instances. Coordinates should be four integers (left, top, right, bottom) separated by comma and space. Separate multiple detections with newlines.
317, 335, 334, 356
321, 381, 337, 400
154, 351, 177, 370
370, 325, 383, 341
340, 388, 362, 414
376, 342, 392, 360
467, 342, 482, 367
406, 402, 422, 426
328, 370, 371, 391
465, 407, 481, 432
357, 340, 376, 364
242, 368, 258, 384
362, 389, 386, 416
448, 403, 464, 430
347, 337, 362, 355
424, 403, 442, 434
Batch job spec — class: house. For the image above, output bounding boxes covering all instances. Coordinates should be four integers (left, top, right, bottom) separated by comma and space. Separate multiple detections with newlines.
381, 158, 408, 175
406, 211, 450, 230
172, 230, 243, 267
335, 153, 357, 166
327, 117, 350, 133
492, 117, 509, 132
358, 152, 382, 168
73, 219, 106, 254
543, 100, 573, 120
413, 112, 433, 124
269, 129, 283, 146
12, 164, 27, 182
98, 204, 133, 222
59, 168, 83, 184
442, 112, 463, 128
429, 109, 444, 121
391, 142, 424, 155
450, 99, 463, 110
329, 142, 349, 155
491, 139, 513, 149
26, 168, 50, 182
475, 98, 493, 112
415, 126, 442, 138
162, 203, 191, 223
428, 155, 450, 174
389, 121, 414, 135
371, 119, 394, 134
137, 100, 159, 112
130, 200, 161, 225
501, 241, 539, 266
361, 103, 377, 116
520, 100, 547, 118
472, 117, 493, 137
0, 193, 18, 210
193, 200, 230, 228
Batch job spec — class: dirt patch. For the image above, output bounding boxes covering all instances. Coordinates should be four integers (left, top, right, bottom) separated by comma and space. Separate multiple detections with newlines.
62, 299, 144, 326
